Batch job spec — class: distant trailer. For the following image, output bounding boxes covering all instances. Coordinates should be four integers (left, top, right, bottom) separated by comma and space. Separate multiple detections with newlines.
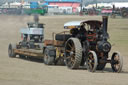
48, 5, 59, 14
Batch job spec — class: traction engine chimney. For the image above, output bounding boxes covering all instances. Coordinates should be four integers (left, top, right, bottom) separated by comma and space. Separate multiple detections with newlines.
102, 16, 109, 39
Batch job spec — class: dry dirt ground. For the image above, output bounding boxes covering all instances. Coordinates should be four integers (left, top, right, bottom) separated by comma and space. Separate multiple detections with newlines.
0, 15, 128, 85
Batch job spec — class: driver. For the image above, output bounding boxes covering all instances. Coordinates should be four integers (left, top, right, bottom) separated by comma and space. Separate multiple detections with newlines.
79, 24, 87, 35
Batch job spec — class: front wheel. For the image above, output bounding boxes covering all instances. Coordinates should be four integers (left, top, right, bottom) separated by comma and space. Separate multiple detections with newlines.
86, 51, 98, 72
111, 52, 123, 73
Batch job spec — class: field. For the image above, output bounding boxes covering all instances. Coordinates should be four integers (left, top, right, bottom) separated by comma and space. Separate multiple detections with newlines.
0, 15, 128, 85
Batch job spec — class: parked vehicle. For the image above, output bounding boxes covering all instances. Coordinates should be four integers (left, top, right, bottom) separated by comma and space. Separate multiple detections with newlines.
111, 6, 128, 18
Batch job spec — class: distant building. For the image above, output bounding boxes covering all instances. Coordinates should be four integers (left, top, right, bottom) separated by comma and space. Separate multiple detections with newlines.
45, 0, 81, 13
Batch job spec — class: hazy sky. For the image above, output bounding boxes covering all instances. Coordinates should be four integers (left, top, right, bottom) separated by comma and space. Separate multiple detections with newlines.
1, 0, 128, 2
0, 0, 128, 5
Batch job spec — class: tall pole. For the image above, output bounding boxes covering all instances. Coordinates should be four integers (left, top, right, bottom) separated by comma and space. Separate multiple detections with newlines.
93, 0, 97, 8
80, 0, 83, 12
96, 0, 97, 8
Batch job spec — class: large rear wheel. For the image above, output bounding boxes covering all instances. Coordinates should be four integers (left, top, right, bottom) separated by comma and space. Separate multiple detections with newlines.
65, 38, 82, 69
122, 11, 128, 18
111, 52, 123, 73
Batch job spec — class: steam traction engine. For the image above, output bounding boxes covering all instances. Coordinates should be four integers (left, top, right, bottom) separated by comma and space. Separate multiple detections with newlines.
64, 16, 123, 72
44, 16, 123, 72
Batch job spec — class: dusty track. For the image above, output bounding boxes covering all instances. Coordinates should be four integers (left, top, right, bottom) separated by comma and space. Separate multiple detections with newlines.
0, 15, 128, 85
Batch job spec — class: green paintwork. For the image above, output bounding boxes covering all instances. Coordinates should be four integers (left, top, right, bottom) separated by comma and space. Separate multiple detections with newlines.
23, 6, 48, 15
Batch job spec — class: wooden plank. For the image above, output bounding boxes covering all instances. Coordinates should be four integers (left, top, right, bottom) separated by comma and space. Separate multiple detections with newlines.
14, 49, 44, 57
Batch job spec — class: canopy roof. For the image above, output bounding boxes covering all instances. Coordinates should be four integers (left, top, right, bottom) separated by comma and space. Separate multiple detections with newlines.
64, 20, 102, 29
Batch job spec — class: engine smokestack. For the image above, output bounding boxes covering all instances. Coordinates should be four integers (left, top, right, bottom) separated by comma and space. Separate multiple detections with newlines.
102, 16, 108, 39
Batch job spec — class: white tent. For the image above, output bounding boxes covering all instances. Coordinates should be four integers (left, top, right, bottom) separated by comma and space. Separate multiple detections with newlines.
85, 3, 112, 9
112, 2, 128, 8
85, 2, 128, 9
10, 2, 21, 6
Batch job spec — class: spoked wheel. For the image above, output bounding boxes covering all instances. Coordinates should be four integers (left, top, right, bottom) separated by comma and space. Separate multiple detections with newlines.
86, 51, 98, 72
8, 43, 16, 58
111, 52, 123, 73
44, 46, 55, 65
65, 38, 82, 69
122, 11, 128, 18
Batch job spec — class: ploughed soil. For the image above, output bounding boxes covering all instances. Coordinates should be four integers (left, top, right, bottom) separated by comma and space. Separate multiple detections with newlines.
0, 15, 128, 85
